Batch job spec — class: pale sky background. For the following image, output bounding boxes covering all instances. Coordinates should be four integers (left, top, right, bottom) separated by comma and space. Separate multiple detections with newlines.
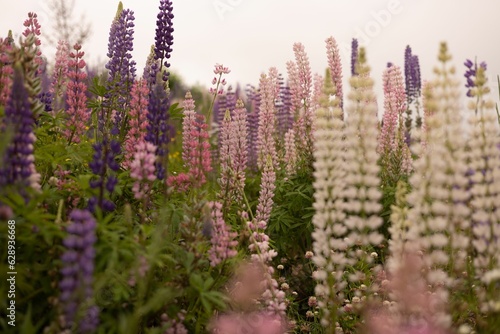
1, 0, 500, 101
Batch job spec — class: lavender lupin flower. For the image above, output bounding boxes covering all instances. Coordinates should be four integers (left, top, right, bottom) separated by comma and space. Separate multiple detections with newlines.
105, 4, 137, 135
144, 0, 175, 180
351, 38, 359, 76
88, 139, 121, 212
59, 209, 99, 333
464, 59, 487, 98
152, 0, 174, 86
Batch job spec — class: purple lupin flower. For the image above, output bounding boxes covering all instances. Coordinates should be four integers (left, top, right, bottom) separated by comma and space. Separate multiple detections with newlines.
464, 58, 487, 97
144, 0, 175, 181
59, 209, 99, 333
404, 45, 422, 103
153, 0, 174, 85
0, 65, 40, 193
105, 6, 137, 135
145, 83, 174, 180
88, 139, 121, 212
351, 38, 359, 76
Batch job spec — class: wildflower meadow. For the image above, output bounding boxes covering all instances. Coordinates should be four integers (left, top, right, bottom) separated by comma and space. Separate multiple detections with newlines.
1, 1, 500, 333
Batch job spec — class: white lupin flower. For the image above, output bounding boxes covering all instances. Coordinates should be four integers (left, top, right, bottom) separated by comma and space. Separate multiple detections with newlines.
466, 64, 500, 312
311, 67, 347, 330
406, 43, 469, 327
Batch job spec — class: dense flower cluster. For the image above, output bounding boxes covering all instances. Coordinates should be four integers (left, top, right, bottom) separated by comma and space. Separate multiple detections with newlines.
65, 43, 89, 144
0, 66, 40, 192
59, 209, 99, 333
88, 139, 121, 212
207, 201, 238, 267
106, 6, 137, 133
123, 79, 150, 168
130, 141, 157, 200
51, 40, 69, 111
325, 36, 343, 111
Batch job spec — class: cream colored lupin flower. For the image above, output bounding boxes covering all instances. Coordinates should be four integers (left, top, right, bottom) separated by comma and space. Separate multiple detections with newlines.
406, 42, 469, 328
466, 64, 500, 313
311, 68, 347, 330
343, 47, 383, 272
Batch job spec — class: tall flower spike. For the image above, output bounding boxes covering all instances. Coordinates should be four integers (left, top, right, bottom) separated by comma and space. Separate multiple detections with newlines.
123, 79, 150, 168
0, 65, 40, 193
311, 78, 346, 329
292, 43, 314, 155
256, 72, 278, 171
406, 43, 469, 329
350, 38, 359, 76
231, 99, 249, 202
65, 44, 89, 144
218, 109, 235, 205
153, 0, 174, 86
378, 65, 412, 182
208, 201, 238, 267
88, 139, 121, 212
466, 64, 500, 315
59, 209, 99, 333
343, 46, 383, 292
255, 156, 277, 225
130, 141, 157, 200
325, 36, 343, 110
0, 36, 13, 106
51, 40, 70, 112
105, 6, 137, 134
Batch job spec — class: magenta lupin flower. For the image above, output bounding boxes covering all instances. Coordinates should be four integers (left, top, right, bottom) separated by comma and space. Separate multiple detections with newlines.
51, 40, 70, 112
378, 65, 407, 155
22, 12, 43, 70
325, 36, 343, 110
64, 44, 89, 144
130, 141, 157, 200
0, 37, 13, 106
208, 201, 238, 267
123, 79, 150, 168
256, 72, 278, 171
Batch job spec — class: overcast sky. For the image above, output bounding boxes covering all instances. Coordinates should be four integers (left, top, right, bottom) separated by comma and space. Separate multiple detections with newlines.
2, 0, 500, 100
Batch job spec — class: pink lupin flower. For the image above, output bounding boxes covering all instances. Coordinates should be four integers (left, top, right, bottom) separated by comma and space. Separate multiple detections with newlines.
257, 73, 278, 171
255, 156, 276, 225
325, 36, 343, 110
0, 37, 13, 106
22, 12, 43, 69
51, 40, 70, 112
231, 99, 248, 199
178, 92, 212, 187
218, 109, 234, 202
186, 112, 212, 186
378, 65, 407, 155
284, 128, 297, 176
64, 44, 89, 144
123, 79, 150, 168
130, 141, 157, 200
181, 91, 196, 166
217, 98, 249, 206
312, 73, 323, 111
207, 201, 238, 267
286, 61, 301, 116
